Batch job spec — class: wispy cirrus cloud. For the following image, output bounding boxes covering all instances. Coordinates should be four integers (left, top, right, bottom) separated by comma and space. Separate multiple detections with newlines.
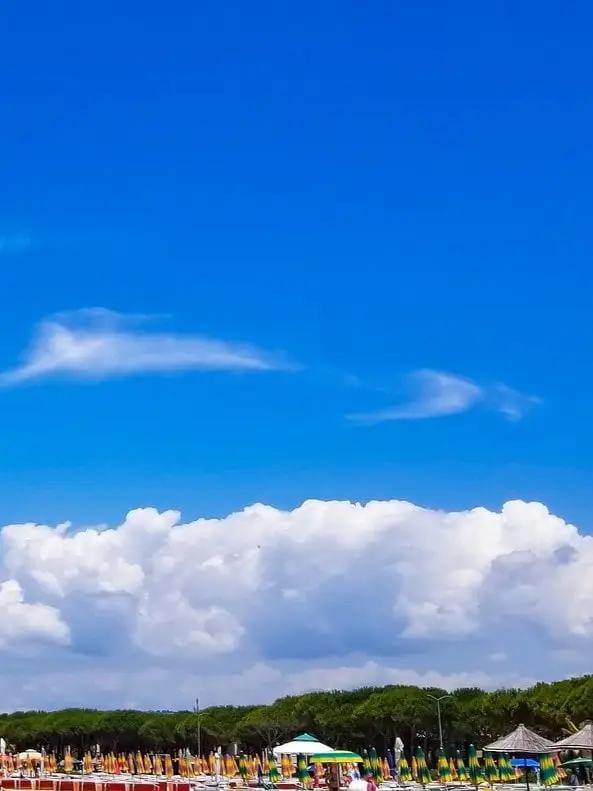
0, 308, 291, 385
348, 369, 538, 424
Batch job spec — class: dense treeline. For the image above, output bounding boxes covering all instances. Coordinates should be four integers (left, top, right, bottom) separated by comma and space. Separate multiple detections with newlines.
2, 675, 593, 757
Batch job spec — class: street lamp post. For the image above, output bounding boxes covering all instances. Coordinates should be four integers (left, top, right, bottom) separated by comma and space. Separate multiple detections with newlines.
427, 694, 451, 749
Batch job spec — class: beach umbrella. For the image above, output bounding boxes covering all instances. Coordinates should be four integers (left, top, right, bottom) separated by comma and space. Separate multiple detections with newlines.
362, 750, 372, 777
484, 754, 499, 784
135, 751, 144, 774
154, 754, 163, 776
208, 753, 217, 775
386, 750, 395, 779
370, 748, 382, 781
438, 749, 452, 784
414, 747, 431, 787
499, 754, 515, 782
467, 745, 482, 789
399, 755, 412, 782
143, 753, 153, 774
449, 757, 458, 781
298, 754, 310, 786
310, 752, 362, 764
282, 754, 293, 778
540, 754, 558, 787
268, 752, 281, 783
239, 754, 249, 784
411, 754, 418, 781
456, 751, 469, 782
64, 748, 74, 774
165, 754, 174, 778
552, 755, 566, 780
113, 753, 121, 775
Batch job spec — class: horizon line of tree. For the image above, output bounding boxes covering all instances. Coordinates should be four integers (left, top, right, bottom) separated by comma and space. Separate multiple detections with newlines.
2, 673, 593, 757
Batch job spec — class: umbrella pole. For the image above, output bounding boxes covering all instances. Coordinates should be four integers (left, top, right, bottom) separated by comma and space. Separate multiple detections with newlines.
524, 758, 530, 791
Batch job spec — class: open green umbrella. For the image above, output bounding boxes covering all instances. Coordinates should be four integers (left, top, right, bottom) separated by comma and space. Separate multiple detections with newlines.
468, 745, 482, 789
268, 753, 281, 783
414, 747, 431, 787
438, 749, 452, 784
297, 755, 310, 786
456, 751, 469, 782
561, 758, 593, 768
398, 755, 412, 782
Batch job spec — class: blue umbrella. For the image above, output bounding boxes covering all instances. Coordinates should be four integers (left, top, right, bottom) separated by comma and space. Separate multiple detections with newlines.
386, 751, 395, 778
511, 759, 539, 769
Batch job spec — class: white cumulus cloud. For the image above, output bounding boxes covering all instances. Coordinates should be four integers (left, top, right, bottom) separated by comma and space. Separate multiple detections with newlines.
1, 309, 290, 384
0, 497, 590, 708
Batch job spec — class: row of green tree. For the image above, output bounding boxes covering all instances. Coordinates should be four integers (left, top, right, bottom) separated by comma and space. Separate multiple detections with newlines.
2, 674, 593, 757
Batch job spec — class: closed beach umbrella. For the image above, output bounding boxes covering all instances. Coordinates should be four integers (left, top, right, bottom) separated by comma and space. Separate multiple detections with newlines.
165, 754, 174, 778
540, 754, 558, 787
484, 754, 499, 784
154, 754, 163, 776
282, 754, 293, 778
370, 748, 382, 781
127, 753, 135, 774
411, 755, 418, 781
268, 752, 281, 783
414, 747, 431, 787
383, 758, 392, 779
399, 755, 412, 782
499, 754, 515, 782
468, 745, 482, 789
449, 757, 458, 781
298, 754, 310, 786
362, 750, 372, 777
239, 754, 249, 783
438, 749, 452, 784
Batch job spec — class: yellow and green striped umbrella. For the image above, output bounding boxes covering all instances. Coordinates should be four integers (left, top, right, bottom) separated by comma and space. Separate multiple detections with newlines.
449, 757, 458, 781
362, 750, 372, 777
484, 754, 499, 784
540, 754, 558, 786
268, 753, 281, 783
298, 754, 311, 786
239, 754, 249, 783
370, 748, 382, 781
456, 751, 469, 783
468, 745, 482, 788
415, 747, 431, 786
399, 755, 412, 783
438, 749, 452, 784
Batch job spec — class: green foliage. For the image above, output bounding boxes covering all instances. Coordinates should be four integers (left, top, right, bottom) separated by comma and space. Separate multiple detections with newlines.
2, 675, 593, 756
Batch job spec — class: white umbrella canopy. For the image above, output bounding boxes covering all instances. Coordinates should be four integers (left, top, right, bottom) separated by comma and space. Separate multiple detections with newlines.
273, 733, 334, 756
18, 750, 43, 760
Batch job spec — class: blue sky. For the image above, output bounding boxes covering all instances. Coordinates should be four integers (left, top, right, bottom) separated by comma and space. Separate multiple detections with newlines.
0, 1, 593, 708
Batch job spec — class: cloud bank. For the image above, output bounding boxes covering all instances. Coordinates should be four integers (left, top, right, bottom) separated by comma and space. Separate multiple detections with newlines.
1, 309, 288, 384
0, 498, 590, 709
349, 369, 538, 423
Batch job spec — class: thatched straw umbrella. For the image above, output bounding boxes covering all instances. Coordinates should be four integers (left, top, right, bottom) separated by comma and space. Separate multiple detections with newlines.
484, 724, 556, 791
553, 722, 593, 751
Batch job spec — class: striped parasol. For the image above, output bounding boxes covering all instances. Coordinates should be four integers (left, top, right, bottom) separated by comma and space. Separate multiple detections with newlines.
362, 750, 372, 778
540, 754, 558, 786
239, 754, 249, 784
399, 755, 412, 782
282, 754, 293, 778
297, 754, 311, 786
268, 752, 281, 783
164, 754, 174, 778
411, 754, 418, 781
467, 745, 482, 788
369, 748, 382, 781
154, 754, 164, 776
449, 757, 458, 781
414, 747, 431, 787
437, 749, 452, 784
498, 754, 515, 782
484, 753, 499, 784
